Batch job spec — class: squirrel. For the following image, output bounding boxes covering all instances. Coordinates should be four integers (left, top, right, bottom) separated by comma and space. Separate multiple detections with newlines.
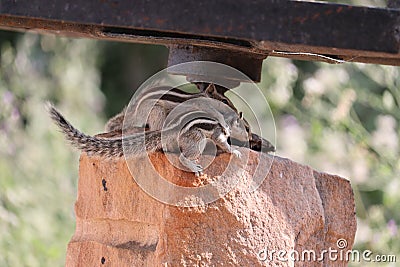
47, 102, 247, 176
105, 83, 238, 132
105, 83, 275, 153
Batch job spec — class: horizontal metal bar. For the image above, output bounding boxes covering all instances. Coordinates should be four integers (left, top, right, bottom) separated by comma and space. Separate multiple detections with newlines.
0, 0, 399, 65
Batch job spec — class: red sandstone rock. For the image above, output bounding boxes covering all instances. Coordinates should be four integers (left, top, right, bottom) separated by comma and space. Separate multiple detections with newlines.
66, 149, 356, 266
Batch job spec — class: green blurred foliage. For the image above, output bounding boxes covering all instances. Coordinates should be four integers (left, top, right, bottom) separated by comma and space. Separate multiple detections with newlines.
98, 41, 168, 116
0, 31, 168, 266
0, 32, 105, 266
1, 7, 399, 265
260, 57, 400, 266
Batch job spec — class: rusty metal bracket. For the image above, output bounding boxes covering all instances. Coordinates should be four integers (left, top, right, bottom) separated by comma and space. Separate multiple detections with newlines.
167, 45, 266, 84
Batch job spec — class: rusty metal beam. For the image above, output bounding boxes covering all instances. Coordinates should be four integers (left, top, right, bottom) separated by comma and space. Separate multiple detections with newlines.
0, 0, 399, 67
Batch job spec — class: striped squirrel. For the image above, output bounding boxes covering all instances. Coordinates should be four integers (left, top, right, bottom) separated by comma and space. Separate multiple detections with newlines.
47, 103, 246, 176
106, 83, 275, 153
105, 83, 238, 132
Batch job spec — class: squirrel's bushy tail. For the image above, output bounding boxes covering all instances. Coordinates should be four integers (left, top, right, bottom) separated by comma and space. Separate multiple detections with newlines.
46, 103, 124, 157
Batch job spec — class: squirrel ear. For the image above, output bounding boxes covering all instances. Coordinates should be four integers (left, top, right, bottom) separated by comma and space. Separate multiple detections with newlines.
204, 83, 217, 95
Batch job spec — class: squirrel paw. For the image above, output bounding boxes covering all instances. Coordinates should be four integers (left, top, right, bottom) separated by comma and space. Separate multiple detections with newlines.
192, 164, 204, 177
232, 149, 242, 158
179, 154, 204, 176
195, 170, 204, 177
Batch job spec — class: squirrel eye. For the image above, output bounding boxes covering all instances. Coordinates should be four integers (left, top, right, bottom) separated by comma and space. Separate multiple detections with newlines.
222, 99, 229, 105
239, 112, 243, 119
